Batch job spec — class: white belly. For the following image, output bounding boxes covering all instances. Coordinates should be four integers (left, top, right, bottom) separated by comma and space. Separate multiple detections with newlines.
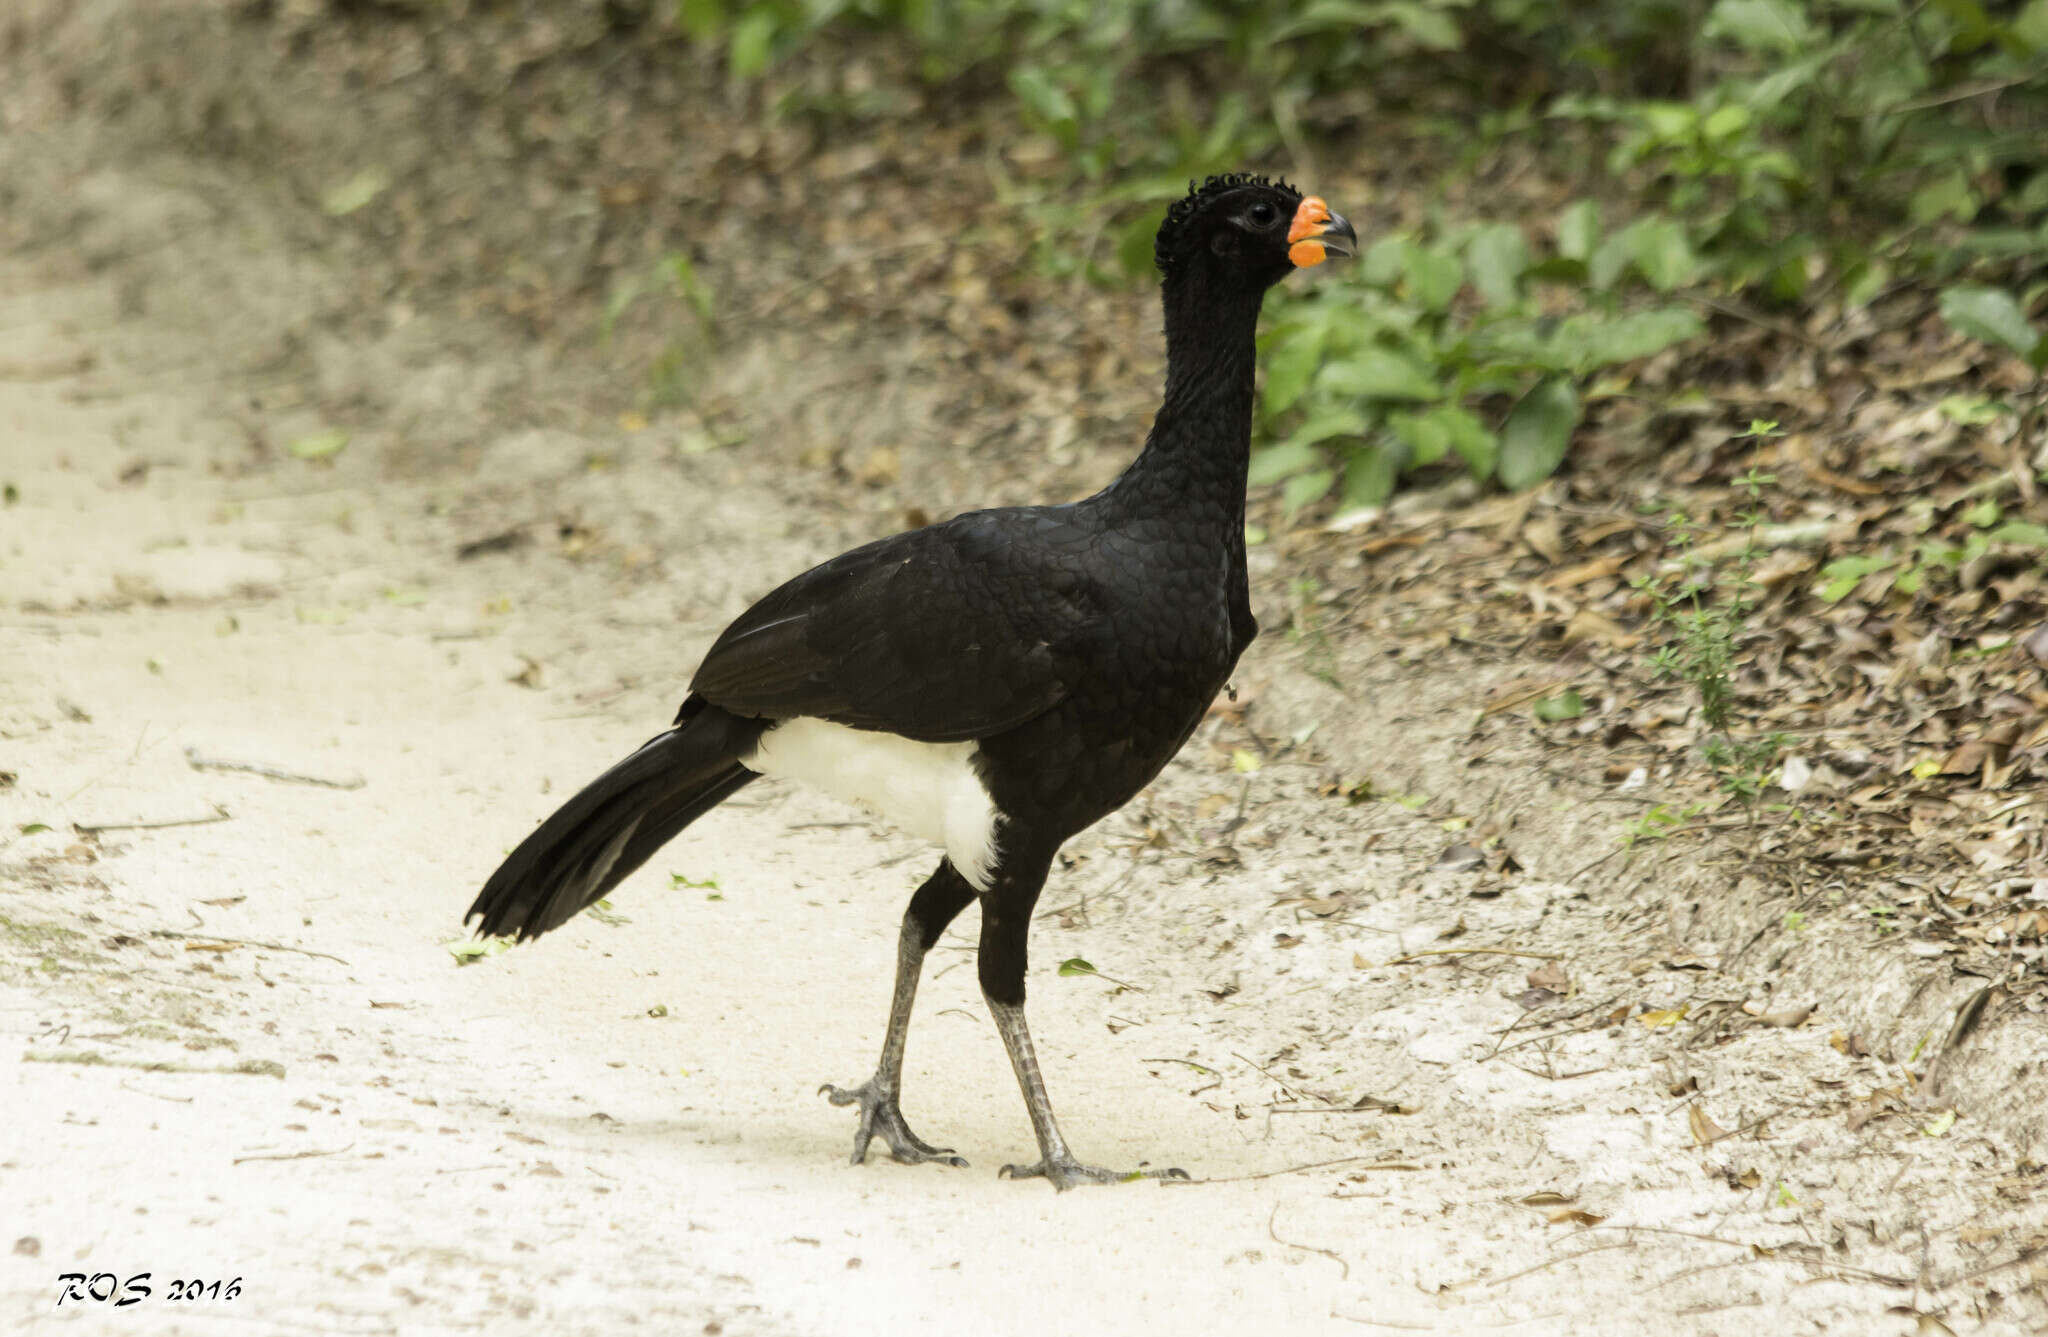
742, 717, 1002, 890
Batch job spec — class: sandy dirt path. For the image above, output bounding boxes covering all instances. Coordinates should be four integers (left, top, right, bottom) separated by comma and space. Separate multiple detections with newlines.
1, 161, 2039, 1336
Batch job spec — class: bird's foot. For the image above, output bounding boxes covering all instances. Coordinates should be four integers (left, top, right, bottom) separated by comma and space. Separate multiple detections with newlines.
819, 1080, 966, 1168
997, 1155, 1190, 1191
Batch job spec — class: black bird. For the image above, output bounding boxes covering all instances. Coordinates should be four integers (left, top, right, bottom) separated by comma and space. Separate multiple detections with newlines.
468, 175, 1355, 1189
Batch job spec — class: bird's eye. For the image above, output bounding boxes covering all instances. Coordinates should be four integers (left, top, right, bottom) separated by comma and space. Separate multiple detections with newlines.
1247, 202, 1278, 227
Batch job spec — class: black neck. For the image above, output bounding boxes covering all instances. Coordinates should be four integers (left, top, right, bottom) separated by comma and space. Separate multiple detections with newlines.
1095, 278, 1266, 529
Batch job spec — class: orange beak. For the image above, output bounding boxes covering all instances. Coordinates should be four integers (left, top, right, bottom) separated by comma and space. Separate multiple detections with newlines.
1287, 196, 1357, 268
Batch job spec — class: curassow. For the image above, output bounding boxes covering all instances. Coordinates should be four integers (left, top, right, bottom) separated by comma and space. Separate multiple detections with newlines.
468, 175, 1355, 1189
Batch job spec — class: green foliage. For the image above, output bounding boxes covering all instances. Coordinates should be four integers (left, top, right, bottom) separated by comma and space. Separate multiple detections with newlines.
1544, 0, 2048, 304
681, 0, 1464, 189
682, 0, 2048, 502
1941, 286, 2048, 371
1254, 219, 1701, 512
1815, 497, 2048, 601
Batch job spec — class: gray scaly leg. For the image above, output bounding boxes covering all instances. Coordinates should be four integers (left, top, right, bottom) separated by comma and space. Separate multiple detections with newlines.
821, 861, 974, 1167
977, 871, 1187, 1190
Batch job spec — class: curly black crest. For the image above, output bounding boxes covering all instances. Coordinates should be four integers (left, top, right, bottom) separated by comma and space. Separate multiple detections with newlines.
1155, 173, 1300, 273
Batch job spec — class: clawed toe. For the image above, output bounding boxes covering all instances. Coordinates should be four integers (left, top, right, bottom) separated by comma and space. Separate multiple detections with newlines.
821, 1079, 966, 1168
997, 1157, 1190, 1190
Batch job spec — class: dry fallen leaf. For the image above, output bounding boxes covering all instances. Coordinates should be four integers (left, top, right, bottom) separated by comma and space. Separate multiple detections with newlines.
1547, 1207, 1606, 1226
1546, 554, 1629, 589
1521, 514, 1566, 564
1561, 607, 1639, 648
856, 446, 900, 486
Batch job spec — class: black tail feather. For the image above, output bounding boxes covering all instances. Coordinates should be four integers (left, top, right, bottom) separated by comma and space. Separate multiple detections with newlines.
469, 702, 764, 941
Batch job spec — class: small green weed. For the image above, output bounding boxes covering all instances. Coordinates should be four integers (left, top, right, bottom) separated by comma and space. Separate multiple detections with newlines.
1623, 802, 1703, 845
1286, 576, 1342, 687
1638, 462, 1789, 806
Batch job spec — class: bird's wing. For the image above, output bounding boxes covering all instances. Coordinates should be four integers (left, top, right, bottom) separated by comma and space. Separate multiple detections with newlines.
687, 508, 1102, 743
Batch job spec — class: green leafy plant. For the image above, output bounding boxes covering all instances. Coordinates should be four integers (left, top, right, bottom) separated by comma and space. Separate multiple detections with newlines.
1637, 465, 1789, 805
1253, 217, 1703, 514
604, 250, 719, 407
1549, 0, 2048, 303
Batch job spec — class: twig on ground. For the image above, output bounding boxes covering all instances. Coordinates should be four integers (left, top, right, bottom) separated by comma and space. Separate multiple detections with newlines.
1233, 1050, 1339, 1105
1563, 845, 1624, 883
1486, 1012, 1621, 1062
147, 930, 347, 965
233, 1143, 354, 1165
1331, 1315, 1434, 1331
1269, 1203, 1349, 1280
1040, 840, 1150, 923
1385, 947, 1561, 966
1696, 1104, 1799, 1147
1938, 1242, 2048, 1286
1337, 1309, 1566, 1330
1173, 1154, 1414, 1185
1464, 1240, 1636, 1289
74, 804, 232, 834
1569, 1224, 1911, 1287
23, 1051, 284, 1078
1266, 1103, 1401, 1115
184, 746, 365, 790
1487, 1003, 1547, 1060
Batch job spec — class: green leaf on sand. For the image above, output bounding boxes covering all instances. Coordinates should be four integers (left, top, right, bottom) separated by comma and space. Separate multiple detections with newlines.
287, 431, 350, 461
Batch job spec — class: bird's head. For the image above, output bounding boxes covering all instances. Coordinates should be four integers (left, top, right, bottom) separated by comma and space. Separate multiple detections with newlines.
1153, 174, 1356, 290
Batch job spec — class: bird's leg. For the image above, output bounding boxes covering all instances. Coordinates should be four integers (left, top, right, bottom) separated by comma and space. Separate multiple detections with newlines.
821, 860, 974, 1168
978, 880, 1189, 1190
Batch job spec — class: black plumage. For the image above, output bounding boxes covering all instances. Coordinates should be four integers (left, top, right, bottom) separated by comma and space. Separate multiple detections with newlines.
468, 175, 1355, 1188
